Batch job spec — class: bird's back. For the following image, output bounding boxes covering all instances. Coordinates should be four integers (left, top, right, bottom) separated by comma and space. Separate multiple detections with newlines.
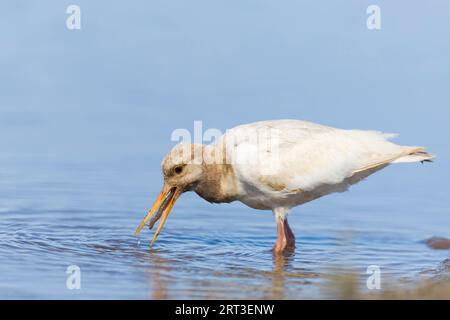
218, 119, 432, 210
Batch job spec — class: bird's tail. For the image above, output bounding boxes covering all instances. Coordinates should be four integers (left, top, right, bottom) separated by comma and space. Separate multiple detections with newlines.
391, 147, 435, 164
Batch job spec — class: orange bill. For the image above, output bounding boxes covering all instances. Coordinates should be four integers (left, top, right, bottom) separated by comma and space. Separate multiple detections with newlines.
149, 189, 180, 248
134, 186, 181, 248
134, 187, 168, 237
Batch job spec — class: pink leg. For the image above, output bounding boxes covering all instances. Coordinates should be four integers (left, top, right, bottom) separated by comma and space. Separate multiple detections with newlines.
273, 218, 296, 253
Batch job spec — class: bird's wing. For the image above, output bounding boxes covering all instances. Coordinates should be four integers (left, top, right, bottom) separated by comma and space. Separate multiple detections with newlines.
219, 120, 410, 193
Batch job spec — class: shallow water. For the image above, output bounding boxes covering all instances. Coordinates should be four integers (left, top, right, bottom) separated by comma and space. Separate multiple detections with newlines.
0, 152, 448, 299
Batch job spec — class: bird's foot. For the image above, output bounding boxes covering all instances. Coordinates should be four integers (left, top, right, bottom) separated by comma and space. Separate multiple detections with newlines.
273, 218, 295, 254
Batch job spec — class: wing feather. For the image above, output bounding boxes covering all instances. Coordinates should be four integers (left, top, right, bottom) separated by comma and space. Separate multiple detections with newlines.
220, 120, 409, 193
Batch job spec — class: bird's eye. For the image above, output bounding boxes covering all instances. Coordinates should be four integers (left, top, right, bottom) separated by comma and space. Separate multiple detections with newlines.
174, 166, 183, 174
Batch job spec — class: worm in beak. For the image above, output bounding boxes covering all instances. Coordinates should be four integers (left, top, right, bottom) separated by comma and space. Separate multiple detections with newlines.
134, 186, 181, 248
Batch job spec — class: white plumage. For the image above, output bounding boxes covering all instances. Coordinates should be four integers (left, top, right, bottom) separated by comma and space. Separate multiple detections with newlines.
218, 120, 433, 218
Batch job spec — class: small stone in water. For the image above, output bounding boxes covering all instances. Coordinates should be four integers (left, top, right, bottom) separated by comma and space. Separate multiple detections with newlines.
425, 237, 450, 250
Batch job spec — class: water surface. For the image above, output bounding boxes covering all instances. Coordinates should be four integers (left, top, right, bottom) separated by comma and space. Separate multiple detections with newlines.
0, 152, 448, 299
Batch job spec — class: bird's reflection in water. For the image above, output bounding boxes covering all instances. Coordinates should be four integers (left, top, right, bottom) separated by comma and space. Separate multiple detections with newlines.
144, 246, 318, 299
270, 249, 295, 299
147, 251, 172, 299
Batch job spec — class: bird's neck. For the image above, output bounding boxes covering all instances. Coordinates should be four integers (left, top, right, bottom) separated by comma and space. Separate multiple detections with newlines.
193, 146, 241, 203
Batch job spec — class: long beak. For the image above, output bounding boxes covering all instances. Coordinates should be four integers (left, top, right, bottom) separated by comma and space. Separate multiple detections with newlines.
134, 186, 181, 248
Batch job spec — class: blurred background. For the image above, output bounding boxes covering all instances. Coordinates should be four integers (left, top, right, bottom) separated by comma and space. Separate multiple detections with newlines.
0, 1, 449, 299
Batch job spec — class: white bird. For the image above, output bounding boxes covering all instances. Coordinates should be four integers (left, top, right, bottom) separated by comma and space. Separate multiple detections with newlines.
134, 119, 434, 253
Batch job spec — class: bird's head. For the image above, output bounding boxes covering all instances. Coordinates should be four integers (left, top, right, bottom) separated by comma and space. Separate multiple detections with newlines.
161, 143, 205, 192
134, 143, 205, 247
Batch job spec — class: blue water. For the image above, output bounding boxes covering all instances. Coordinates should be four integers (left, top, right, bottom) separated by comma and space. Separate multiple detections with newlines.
0, 1, 449, 299
0, 149, 448, 299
